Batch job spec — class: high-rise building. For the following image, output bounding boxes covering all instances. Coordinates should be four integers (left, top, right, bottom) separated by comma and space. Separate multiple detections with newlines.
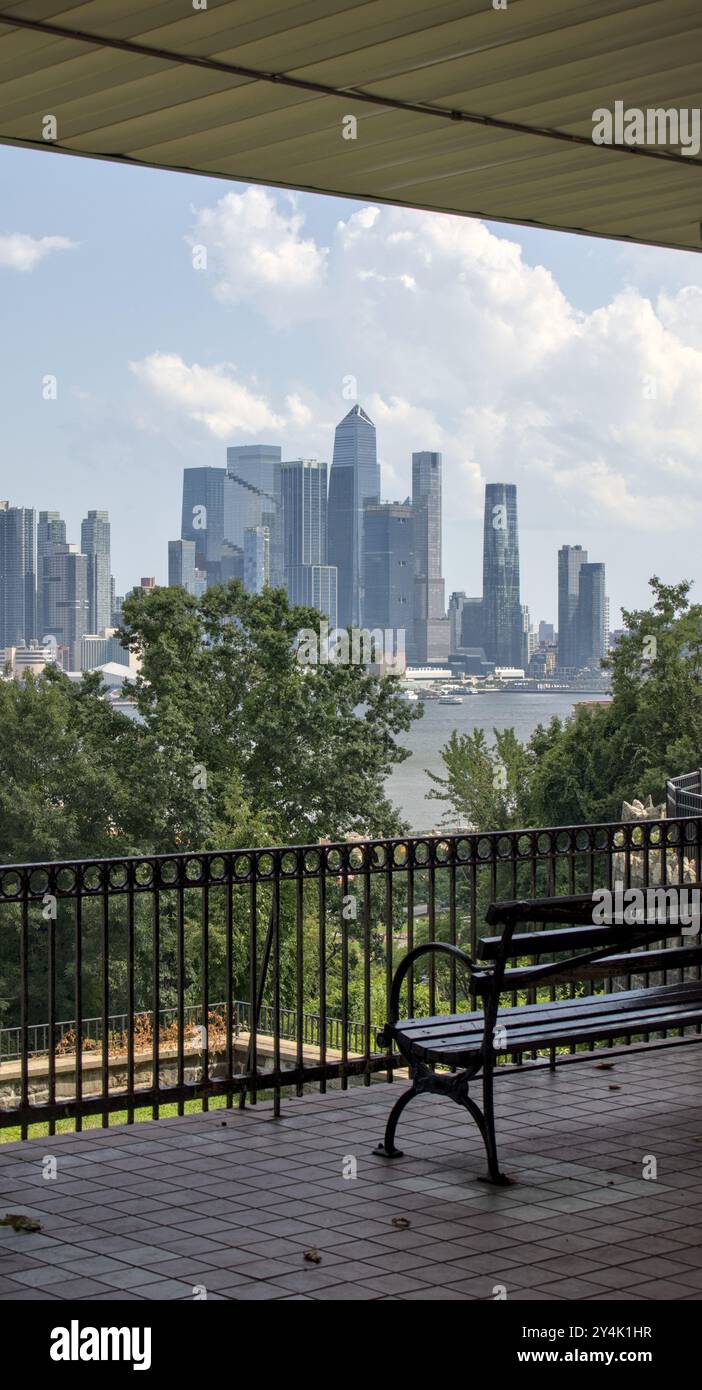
81, 510, 111, 634
37, 511, 67, 637
412, 451, 449, 663
327, 405, 380, 628
226, 446, 283, 587
0, 502, 36, 650
168, 539, 197, 594
577, 562, 607, 670
538, 620, 555, 644
287, 564, 338, 628
43, 543, 89, 668
558, 544, 587, 669
482, 483, 521, 667
243, 526, 269, 595
362, 501, 414, 641
461, 597, 485, 650
181, 466, 226, 586
448, 591, 466, 654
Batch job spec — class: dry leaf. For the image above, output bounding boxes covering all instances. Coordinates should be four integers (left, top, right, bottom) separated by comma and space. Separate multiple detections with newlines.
391, 1216, 411, 1229
0, 1213, 41, 1233
304, 1248, 322, 1264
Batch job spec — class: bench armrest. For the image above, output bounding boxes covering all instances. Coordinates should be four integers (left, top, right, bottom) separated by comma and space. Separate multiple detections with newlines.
385, 942, 484, 1029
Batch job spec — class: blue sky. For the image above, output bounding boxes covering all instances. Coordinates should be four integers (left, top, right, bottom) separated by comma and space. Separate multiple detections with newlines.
2, 142, 702, 626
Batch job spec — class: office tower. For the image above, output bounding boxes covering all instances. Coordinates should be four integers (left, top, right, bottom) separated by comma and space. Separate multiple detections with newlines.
43, 543, 89, 668
604, 595, 611, 655
281, 457, 337, 625
81, 510, 111, 634
112, 593, 124, 627
287, 564, 338, 629
577, 562, 607, 670
362, 501, 414, 642
181, 466, 226, 586
80, 632, 130, 671
37, 511, 66, 637
460, 597, 485, 650
448, 592, 466, 654
243, 526, 269, 595
558, 544, 587, 669
412, 451, 449, 663
520, 604, 531, 670
140, 577, 156, 589
327, 405, 380, 628
226, 445, 283, 587
168, 538, 197, 593
538, 620, 555, 644
482, 483, 521, 666
0, 502, 36, 650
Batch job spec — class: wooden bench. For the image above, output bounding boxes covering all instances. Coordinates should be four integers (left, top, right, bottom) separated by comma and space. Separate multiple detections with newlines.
375, 890, 702, 1185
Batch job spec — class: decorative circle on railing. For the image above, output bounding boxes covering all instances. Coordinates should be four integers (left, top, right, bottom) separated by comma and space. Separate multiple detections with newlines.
256, 852, 275, 879
209, 856, 227, 882
280, 851, 298, 877
684, 820, 699, 845
434, 839, 450, 864
574, 829, 591, 851
108, 864, 129, 890
456, 838, 474, 862
28, 868, 50, 896
370, 844, 386, 870
0, 871, 22, 898
56, 867, 76, 895
233, 853, 251, 881
326, 848, 342, 874
496, 836, 513, 860
159, 859, 179, 887
665, 822, 681, 846
348, 845, 365, 871
412, 840, 430, 867
517, 834, 535, 857
82, 864, 104, 892
300, 849, 318, 875
593, 828, 609, 851
392, 842, 408, 867
477, 837, 493, 860
536, 833, 552, 856
555, 830, 571, 854
612, 828, 626, 849
135, 861, 155, 887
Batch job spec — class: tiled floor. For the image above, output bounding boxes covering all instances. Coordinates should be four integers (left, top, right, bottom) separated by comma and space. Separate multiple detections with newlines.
1, 1047, 702, 1300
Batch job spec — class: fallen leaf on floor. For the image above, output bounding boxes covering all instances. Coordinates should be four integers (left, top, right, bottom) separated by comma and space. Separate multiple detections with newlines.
608, 1084, 621, 1091
595, 1062, 615, 1070
391, 1216, 411, 1229
303, 1249, 322, 1264
0, 1214, 42, 1233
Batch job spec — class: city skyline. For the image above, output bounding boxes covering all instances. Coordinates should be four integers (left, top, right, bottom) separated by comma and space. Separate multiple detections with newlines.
4, 149, 701, 630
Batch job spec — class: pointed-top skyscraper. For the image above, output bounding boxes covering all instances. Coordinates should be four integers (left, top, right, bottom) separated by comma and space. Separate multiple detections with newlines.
327, 404, 379, 628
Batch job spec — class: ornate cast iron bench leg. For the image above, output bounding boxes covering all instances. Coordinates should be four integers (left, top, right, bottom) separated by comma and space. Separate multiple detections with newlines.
374, 1080, 418, 1158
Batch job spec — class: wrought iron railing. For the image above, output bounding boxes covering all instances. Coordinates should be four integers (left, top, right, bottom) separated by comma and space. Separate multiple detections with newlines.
667, 770, 702, 817
1, 813, 701, 1136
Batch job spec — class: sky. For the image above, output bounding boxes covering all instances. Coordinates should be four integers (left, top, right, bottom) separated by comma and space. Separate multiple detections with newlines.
2, 143, 702, 627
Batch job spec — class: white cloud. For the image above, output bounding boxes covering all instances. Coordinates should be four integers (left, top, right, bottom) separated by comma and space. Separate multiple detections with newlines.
0, 233, 76, 271
129, 353, 285, 438
187, 188, 328, 324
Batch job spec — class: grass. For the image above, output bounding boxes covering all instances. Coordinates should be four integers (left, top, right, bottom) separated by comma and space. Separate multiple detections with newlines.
0, 1092, 240, 1144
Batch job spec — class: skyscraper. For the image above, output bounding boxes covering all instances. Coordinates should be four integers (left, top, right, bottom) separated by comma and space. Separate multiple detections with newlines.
168, 538, 197, 593
362, 501, 414, 641
412, 451, 449, 663
282, 457, 337, 625
181, 466, 226, 586
43, 543, 89, 668
327, 405, 380, 628
81, 510, 111, 634
482, 483, 521, 667
558, 544, 587, 669
0, 502, 36, 650
577, 562, 607, 670
226, 445, 283, 587
37, 511, 66, 636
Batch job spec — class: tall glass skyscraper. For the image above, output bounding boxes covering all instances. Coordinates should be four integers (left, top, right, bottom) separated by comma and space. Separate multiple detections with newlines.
362, 501, 414, 641
558, 544, 587, 670
81, 510, 111, 634
37, 511, 66, 636
0, 502, 36, 650
226, 445, 283, 588
481, 483, 522, 667
412, 451, 449, 662
327, 405, 379, 628
243, 526, 269, 595
168, 538, 197, 594
181, 466, 226, 586
577, 562, 607, 670
43, 543, 89, 668
282, 458, 337, 625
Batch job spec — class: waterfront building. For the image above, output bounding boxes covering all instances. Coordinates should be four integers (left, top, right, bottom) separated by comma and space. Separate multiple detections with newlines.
482, 483, 521, 667
327, 405, 380, 628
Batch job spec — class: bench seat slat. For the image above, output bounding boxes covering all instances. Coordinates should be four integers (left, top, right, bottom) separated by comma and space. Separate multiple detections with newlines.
491, 945, 702, 990
397, 979, 702, 1037
425, 1003, 702, 1061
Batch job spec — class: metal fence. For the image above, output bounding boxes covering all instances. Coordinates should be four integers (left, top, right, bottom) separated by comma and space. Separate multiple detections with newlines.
0, 1001, 367, 1063
1, 813, 700, 1136
667, 770, 702, 817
